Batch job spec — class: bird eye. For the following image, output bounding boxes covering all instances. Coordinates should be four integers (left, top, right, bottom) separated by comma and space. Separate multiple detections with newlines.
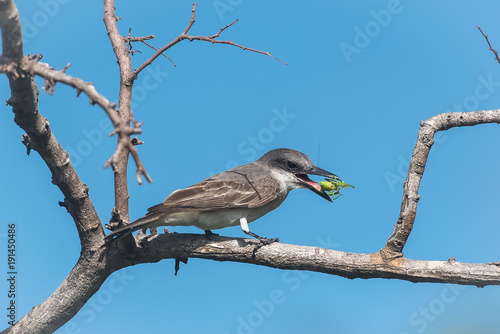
286, 161, 297, 169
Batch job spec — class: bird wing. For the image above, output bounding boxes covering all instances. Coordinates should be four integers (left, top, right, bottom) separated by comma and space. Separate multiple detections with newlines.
146, 165, 282, 214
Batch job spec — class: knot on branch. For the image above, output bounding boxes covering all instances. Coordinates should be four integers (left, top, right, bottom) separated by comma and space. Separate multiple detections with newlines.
131, 137, 143, 146
0, 57, 21, 79
105, 207, 126, 231
58, 198, 70, 212
21, 134, 31, 155
374, 247, 405, 266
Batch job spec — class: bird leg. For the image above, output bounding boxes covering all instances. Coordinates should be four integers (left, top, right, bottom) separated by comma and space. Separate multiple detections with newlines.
239, 217, 279, 244
204, 230, 219, 240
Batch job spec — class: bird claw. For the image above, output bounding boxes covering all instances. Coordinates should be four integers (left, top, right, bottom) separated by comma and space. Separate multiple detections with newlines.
204, 230, 219, 240
252, 237, 279, 254
259, 237, 279, 245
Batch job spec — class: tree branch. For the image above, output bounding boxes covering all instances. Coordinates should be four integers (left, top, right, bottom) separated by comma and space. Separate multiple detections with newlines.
129, 4, 286, 82
477, 26, 500, 64
0, 0, 22, 61
103, 0, 134, 226
0, 55, 153, 187
381, 109, 500, 260
0, 3, 103, 252
122, 34, 155, 42
112, 234, 500, 287
10, 225, 500, 334
1, 255, 108, 334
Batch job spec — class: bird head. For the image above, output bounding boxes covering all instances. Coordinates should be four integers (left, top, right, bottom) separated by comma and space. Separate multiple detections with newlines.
259, 148, 340, 202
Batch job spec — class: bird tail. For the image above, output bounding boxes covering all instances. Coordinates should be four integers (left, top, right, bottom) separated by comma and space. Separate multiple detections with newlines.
104, 213, 164, 243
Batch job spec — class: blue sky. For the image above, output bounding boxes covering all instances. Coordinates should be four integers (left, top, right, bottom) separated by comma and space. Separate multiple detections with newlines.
2, 0, 500, 333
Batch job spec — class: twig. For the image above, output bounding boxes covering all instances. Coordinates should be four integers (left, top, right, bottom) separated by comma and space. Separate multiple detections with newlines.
123, 34, 155, 42
186, 35, 287, 65
477, 26, 500, 64
141, 40, 176, 66
129, 4, 286, 82
124, 28, 144, 56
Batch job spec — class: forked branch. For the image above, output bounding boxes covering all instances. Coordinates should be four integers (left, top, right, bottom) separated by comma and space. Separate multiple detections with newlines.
16, 55, 153, 185
128, 3, 286, 82
380, 109, 500, 261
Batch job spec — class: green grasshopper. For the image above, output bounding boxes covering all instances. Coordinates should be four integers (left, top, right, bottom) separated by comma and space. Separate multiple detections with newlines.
320, 177, 354, 201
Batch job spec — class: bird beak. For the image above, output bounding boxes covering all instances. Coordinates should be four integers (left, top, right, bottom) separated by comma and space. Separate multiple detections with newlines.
295, 166, 341, 203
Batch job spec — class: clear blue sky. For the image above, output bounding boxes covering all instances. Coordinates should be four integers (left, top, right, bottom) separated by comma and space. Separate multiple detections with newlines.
2, 0, 500, 333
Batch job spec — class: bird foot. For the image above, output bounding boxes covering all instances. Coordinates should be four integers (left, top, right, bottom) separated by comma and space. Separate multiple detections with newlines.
258, 237, 279, 245
204, 230, 219, 240
252, 237, 279, 253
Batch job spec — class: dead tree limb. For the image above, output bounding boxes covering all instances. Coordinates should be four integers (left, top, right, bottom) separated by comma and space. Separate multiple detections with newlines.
381, 110, 500, 261
128, 3, 286, 83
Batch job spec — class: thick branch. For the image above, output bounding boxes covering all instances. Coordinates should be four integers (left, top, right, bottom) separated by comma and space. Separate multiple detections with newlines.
104, 0, 134, 225
111, 234, 500, 287
2, 255, 108, 334
382, 109, 500, 259
8, 226, 500, 333
0, 4, 103, 251
0, 0, 22, 61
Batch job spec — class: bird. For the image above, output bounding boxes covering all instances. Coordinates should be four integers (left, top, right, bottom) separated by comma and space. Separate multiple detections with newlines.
104, 148, 340, 243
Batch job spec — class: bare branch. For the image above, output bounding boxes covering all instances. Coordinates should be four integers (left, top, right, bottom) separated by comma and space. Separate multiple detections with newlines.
130, 4, 286, 82
381, 109, 500, 260
0, 0, 23, 61
3, 255, 108, 334
477, 26, 500, 64
0, 2, 104, 252
10, 228, 500, 333
186, 34, 287, 65
141, 40, 176, 66
104, 0, 144, 225
122, 34, 155, 42
2, 55, 154, 188
24, 58, 152, 184
125, 234, 500, 287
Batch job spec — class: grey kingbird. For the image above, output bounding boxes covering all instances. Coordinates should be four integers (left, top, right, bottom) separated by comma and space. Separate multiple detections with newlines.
105, 148, 340, 243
